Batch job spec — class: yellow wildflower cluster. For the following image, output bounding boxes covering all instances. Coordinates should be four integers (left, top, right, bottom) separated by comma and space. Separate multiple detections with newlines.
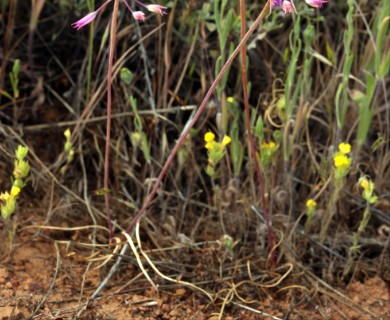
205, 132, 231, 151
204, 131, 231, 177
333, 142, 352, 168
1, 146, 30, 219
333, 142, 352, 180
261, 141, 277, 151
258, 140, 278, 167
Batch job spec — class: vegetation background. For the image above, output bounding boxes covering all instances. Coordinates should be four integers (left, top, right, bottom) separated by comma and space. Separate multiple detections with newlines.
0, 0, 389, 318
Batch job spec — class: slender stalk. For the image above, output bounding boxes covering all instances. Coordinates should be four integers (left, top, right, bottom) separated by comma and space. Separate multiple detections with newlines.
126, 0, 272, 234
86, 0, 95, 101
239, 0, 275, 263
105, 0, 120, 240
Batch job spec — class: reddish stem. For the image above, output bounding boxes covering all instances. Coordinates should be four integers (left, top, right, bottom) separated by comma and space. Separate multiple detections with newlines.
104, 0, 120, 240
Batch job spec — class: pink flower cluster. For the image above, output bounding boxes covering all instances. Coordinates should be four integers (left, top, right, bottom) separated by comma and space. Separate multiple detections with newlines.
71, 0, 167, 30
272, 0, 329, 15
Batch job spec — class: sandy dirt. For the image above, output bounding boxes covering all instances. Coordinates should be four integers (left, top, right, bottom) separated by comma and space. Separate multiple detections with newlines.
0, 235, 389, 320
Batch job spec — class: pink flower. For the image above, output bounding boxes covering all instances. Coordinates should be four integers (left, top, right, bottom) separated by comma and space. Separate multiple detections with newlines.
271, 0, 282, 9
71, 0, 112, 30
132, 11, 146, 21
71, 11, 98, 30
146, 4, 167, 15
282, 1, 293, 14
304, 0, 329, 8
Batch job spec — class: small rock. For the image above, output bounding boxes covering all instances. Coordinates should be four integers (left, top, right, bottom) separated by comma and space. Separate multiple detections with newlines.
176, 288, 186, 296
161, 303, 170, 313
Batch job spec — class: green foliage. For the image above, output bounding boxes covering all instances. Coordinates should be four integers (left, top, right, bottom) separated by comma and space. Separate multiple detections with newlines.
227, 98, 244, 176
335, 0, 354, 130
355, 0, 389, 147
9, 59, 20, 99
129, 97, 151, 164
1, 146, 30, 219
120, 68, 134, 85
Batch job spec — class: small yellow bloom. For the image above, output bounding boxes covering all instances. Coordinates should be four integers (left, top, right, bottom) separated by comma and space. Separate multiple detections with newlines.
204, 131, 215, 143
205, 142, 213, 150
64, 129, 71, 139
306, 199, 317, 209
221, 135, 232, 147
227, 97, 234, 103
260, 142, 268, 149
360, 178, 370, 191
261, 141, 276, 150
0, 192, 10, 201
10, 186, 21, 197
338, 142, 351, 155
334, 154, 350, 168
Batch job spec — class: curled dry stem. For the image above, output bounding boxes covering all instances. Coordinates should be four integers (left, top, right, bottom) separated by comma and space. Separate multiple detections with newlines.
123, 223, 214, 301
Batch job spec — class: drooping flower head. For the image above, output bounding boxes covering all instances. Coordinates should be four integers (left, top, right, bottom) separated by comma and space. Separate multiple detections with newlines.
72, 0, 168, 30
71, 11, 98, 30
282, 1, 293, 15
132, 11, 146, 21
304, 0, 329, 8
146, 4, 168, 15
71, 0, 112, 30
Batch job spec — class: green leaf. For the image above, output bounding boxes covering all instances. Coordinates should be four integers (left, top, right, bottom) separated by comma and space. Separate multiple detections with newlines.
378, 49, 390, 78
140, 132, 151, 165
12, 59, 21, 75
120, 68, 133, 85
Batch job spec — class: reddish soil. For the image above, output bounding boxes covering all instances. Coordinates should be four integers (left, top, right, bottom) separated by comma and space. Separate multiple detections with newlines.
0, 235, 389, 319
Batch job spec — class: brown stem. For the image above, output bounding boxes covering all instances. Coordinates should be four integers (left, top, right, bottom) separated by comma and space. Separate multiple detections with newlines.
105, 0, 120, 240
126, 0, 272, 234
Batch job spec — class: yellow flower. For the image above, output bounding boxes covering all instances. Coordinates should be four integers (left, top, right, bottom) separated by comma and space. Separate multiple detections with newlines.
205, 142, 213, 150
227, 97, 234, 103
359, 178, 370, 191
261, 141, 277, 150
221, 135, 232, 147
338, 142, 351, 155
64, 129, 71, 139
0, 192, 10, 201
268, 141, 276, 149
10, 186, 21, 197
306, 199, 317, 209
204, 131, 215, 143
334, 154, 350, 168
